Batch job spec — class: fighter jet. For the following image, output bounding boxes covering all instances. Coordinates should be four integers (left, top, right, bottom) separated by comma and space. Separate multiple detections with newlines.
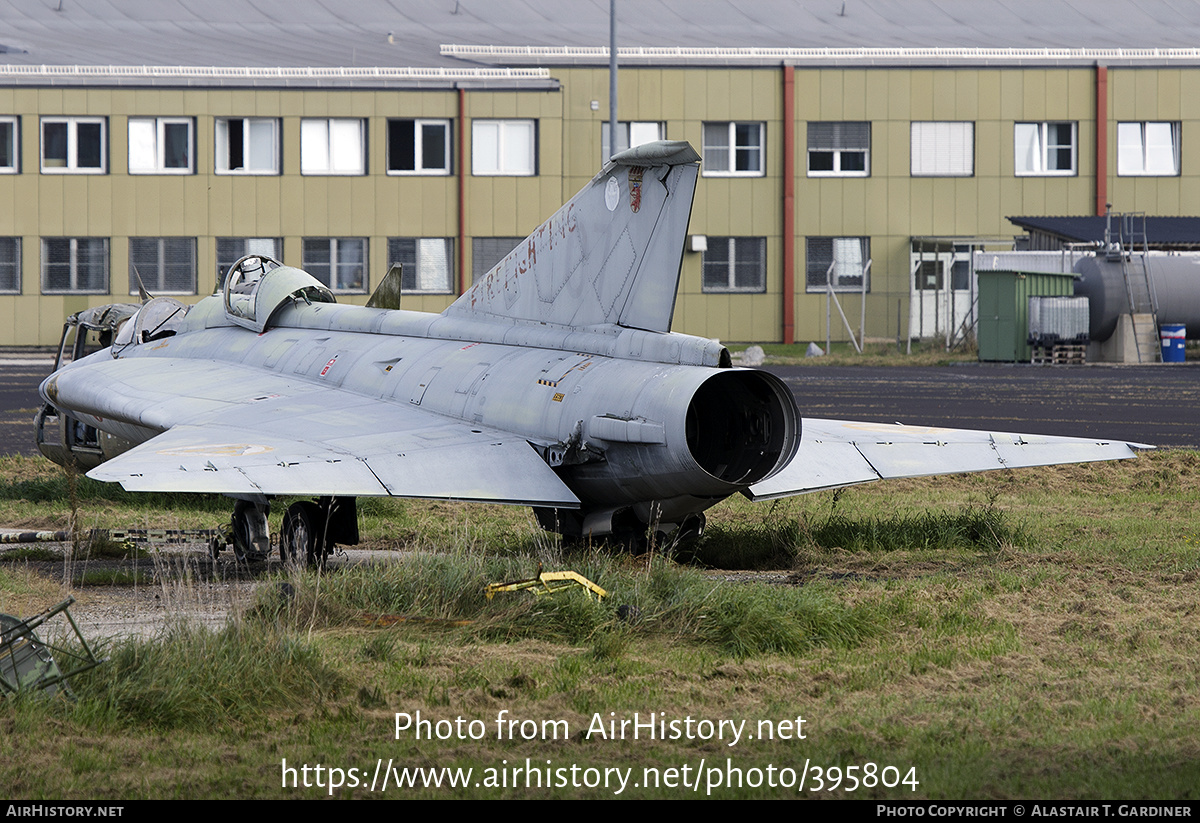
35, 141, 1145, 564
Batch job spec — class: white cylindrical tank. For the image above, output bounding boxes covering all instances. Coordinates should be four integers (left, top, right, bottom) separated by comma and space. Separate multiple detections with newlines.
1073, 254, 1200, 341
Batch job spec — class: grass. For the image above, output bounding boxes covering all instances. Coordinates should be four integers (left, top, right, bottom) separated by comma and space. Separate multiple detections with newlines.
1, 451, 1198, 798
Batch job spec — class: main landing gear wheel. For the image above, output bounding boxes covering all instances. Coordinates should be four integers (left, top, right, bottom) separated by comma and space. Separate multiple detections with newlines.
280, 501, 323, 568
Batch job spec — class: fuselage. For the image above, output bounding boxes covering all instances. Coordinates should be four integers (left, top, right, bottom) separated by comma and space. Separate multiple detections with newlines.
40, 289, 800, 535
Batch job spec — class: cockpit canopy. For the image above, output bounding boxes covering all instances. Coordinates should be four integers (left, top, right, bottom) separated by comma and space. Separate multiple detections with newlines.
222, 254, 336, 333
111, 297, 190, 355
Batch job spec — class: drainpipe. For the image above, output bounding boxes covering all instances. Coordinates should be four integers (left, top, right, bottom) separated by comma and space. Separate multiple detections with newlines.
782, 64, 795, 345
1095, 63, 1108, 217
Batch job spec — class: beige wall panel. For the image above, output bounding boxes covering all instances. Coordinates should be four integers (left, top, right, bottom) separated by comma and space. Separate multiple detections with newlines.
14, 297, 40, 345
955, 71, 980, 120
0, 300, 14, 345
953, 178, 978, 234
376, 179, 404, 232
1063, 69, 1090, 118
83, 177, 112, 234
658, 70, 687, 122
885, 71, 911, 120
817, 71, 845, 119
931, 179, 960, 233
931, 71, 959, 121
863, 71, 889, 119
322, 178, 357, 235
977, 177, 1007, 235
705, 71, 732, 118
206, 177, 233, 235
838, 179, 870, 235
38, 179, 64, 236
132, 179, 161, 234
883, 118, 907, 178
154, 178, 190, 235
253, 177, 282, 235
12, 176, 39, 235
817, 182, 843, 235
1132, 70, 1159, 121
907, 178, 934, 234
302, 177, 329, 234
38, 89, 64, 116
844, 71, 871, 121
1157, 70, 1182, 120
998, 70, 1024, 121
907, 70, 934, 120
632, 69, 662, 117
1021, 70, 1048, 120
976, 120, 1002, 177
350, 179, 378, 236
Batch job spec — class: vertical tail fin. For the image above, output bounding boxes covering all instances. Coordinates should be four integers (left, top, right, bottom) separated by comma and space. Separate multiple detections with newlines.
445, 140, 700, 333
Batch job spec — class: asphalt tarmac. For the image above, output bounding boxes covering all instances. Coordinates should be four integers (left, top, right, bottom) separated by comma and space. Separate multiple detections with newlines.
1, 355, 1196, 458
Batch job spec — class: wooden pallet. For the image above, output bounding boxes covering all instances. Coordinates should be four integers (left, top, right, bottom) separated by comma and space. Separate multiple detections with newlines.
1031, 344, 1087, 365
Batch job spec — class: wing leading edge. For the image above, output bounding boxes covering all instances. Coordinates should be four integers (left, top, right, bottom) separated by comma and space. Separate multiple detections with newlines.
746, 418, 1149, 501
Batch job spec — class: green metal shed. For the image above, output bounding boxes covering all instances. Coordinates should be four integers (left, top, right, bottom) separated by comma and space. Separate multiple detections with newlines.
976, 270, 1077, 362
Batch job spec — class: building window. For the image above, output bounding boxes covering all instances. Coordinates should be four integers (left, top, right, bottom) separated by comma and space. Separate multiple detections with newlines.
0, 238, 19, 293
129, 238, 196, 295
1118, 122, 1180, 176
808, 122, 869, 177
216, 238, 282, 289
0, 117, 17, 173
471, 237, 523, 283
1014, 122, 1076, 176
388, 238, 454, 293
702, 122, 763, 176
911, 122, 974, 177
301, 118, 366, 175
701, 237, 766, 293
806, 237, 870, 293
387, 119, 450, 174
215, 118, 279, 174
472, 120, 536, 176
128, 117, 193, 174
40, 117, 106, 173
601, 121, 665, 162
41, 238, 108, 294
303, 238, 367, 293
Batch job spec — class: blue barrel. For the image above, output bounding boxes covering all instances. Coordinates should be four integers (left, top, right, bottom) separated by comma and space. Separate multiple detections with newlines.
1160, 323, 1186, 363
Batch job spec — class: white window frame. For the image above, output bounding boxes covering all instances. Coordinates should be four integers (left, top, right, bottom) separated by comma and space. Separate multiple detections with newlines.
128, 237, 197, 295
1117, 122, 1181, 177
701, 237, 766, 293
0, 117, 18, 174
215, 117, 280, 175
806, 237, 871, 293
471, 119, 536, 176
128, 117, 193, 174
388, 238, 455, 294
0, 237, 19, 294
40, 116, 106, 174
41, 238, 109, 294
387, 119, 451, 175
1014, 122, 1077, 176
807, 122, 870, 178
302, 237, 368, 293
911, 122, 974, 177
702, 122, 765, 177
301, 118, 366, 176
601, 121, 665, 162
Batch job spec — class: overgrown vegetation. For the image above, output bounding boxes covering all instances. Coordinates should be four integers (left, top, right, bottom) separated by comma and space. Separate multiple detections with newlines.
1, 451, 1198, 798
